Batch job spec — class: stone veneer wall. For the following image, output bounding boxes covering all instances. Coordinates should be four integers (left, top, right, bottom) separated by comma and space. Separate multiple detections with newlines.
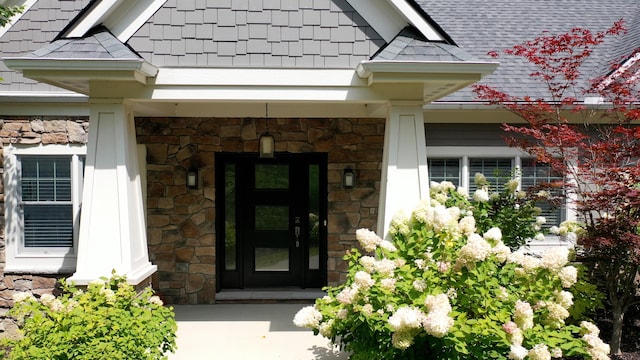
136, 117, 385, 304
0, 116, 89, 336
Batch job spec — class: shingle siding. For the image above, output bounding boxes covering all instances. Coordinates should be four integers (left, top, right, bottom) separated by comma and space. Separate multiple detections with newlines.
0, 0, 91, 93
128, 0, 385, 68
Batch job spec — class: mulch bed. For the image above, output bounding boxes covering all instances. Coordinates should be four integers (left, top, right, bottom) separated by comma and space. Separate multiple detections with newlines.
597, 304, 640, 360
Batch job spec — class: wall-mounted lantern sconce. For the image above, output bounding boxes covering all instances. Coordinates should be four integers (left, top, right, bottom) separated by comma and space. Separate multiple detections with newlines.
259, 133, 275, 158
259, 103, 275, 158
187, 168, 198, 189
343, 168, 355, 189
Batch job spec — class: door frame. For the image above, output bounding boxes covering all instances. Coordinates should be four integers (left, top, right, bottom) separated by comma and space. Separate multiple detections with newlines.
215, 152, 328, 291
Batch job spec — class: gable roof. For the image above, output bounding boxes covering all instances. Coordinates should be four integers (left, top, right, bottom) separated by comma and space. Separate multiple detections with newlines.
33, 26, 140, 60
416, 0, 640, 103
0, 0, 90, 96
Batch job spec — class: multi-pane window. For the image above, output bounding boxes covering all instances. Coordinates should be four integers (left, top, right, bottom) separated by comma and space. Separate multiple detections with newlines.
4, 147, 85, 273
428, 156, 564, 228
20, 156, 77, 248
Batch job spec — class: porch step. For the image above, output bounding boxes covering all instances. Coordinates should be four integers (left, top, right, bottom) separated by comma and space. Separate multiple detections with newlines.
216, 288, 326, 304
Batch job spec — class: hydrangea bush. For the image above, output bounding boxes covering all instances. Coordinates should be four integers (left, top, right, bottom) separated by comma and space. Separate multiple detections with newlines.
295, 177, 607, 359
2, 272, 177, 360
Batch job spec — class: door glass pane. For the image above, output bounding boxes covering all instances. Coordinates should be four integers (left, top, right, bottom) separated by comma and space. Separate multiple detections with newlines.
224, 164, 237, 270
255, 164, 289, 189
255, 205, 289, 230
308, 164, 320, 270
255, 248, 289, 271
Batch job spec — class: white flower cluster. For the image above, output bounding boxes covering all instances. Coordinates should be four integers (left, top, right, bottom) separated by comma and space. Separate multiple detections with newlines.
356, 228, 382, 252
549, 220, 583, 245
12, 291, 35, 303
423, 294, 454, 338
293, 305, 323, 329
388, 306, 425, 332
540, 247, 569, 271
456, 234, 492, 270
40, 293, 65, 312
354, 271, 375, 290
558, 265, 578, 288
514, 300, 534, 330
389, 210, 411, 237
528, 343, 552, 360
581, 321, 610, 360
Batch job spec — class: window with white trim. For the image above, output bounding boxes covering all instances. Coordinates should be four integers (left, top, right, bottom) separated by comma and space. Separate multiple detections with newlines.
427, 149, 566, 230
4, 145, 85, 273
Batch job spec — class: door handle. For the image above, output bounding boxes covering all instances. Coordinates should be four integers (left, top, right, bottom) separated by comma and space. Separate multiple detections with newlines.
294, 217, 301, 248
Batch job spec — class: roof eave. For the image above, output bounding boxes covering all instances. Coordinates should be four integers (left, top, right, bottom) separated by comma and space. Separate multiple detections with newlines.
356, 60, 499, 103
2, 58, 158, 94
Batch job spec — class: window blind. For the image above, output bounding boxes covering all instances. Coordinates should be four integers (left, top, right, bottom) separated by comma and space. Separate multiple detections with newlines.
20, 157, 73, 248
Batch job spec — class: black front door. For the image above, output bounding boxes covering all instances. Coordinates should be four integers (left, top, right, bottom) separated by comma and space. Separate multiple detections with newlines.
216, 153, 327, 289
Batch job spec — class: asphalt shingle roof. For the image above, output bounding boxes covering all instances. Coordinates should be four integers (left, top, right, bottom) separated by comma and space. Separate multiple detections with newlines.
373, 27, 478, 62
32, 27, 140, 60
415, 0, 640, 102
0, 0, 91, 93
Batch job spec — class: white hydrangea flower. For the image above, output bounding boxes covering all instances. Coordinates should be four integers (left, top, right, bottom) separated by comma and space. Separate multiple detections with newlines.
546, 302, 570, 324
473, 188, 490, 202
580, 321, 600, 336
583, 333, 611, 360
422, 312, 454, 338
492, 242, 512, 263
336, 285, 359, 304
13, 292, 35, 303
391, 331, 414, 350
39, 293, 56, 307
149, 296, 164, 306
506, 178, 520, 193
50, 299, 65, 312
388, 306, 425, 332
318, 319, 334, 338
336, 308, 348, 320
551, 348, 563, 358
374, 259, 397, 277
514, 300, 534, 330
389, 210, 411, 237
483, 227, 503, 242
457, 186, 468, 197
425, 294, 452, 314
354, 271, 375, 290
534, 233, 546, 241
559, 265, 578, 288
413, 279, 427, 292
359, 256, 376, 273
508, 345, 528, 360
474, 173, 488, 186
379, 240, 397, 252
549, 226, 560, 234
380, 277, 397, 291
457, 234, 492, 269
293, 305, 323, 329
361, 304, 374, 316
458, 215, 476, 235
536, 216, 547, 225
555, 290, 573, 309
356, 228, 382, 252
528, 343, 551, 360
541, 247, 569, 271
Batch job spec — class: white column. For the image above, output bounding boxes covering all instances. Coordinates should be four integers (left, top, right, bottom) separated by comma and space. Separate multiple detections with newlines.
70, 101, 157, 285
377, 103, 430, 238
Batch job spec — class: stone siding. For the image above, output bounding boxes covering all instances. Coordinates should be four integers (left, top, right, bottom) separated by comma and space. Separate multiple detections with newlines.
136, 117, 384, 304
0, 116, 89, 337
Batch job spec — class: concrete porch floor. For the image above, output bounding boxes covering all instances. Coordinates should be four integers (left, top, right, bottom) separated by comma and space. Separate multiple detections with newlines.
168, 304, 349, 360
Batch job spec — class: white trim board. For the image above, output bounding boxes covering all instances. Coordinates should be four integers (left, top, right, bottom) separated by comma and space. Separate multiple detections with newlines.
346, 0, 445, 42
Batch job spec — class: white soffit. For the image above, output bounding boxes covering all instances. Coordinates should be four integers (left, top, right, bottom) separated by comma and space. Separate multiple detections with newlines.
63, 0, 166, 42
346, 0, 445, 42
0, 0, 37, 39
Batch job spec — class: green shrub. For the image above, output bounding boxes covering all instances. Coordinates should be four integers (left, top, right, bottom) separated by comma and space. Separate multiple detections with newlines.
3, 272, 177, 360
295, 178, 608, 359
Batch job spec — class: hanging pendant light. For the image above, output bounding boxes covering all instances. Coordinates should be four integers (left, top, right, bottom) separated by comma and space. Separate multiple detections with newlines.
259, 103, 275, 158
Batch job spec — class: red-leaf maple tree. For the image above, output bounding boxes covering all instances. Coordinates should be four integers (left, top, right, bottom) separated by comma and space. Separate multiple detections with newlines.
474, 20, 640, 355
